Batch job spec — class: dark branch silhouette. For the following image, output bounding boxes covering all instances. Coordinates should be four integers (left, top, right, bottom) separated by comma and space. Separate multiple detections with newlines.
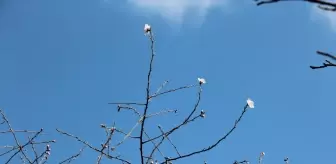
255, 0, 336, 11
310, 51, 336, 69
59, 146, 85, 164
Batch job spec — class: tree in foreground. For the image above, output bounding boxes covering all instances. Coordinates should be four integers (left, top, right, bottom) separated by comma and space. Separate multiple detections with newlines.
0, 24, 259, 164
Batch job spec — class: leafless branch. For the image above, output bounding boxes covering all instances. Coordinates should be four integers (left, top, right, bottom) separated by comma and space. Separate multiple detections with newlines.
28, 136, 39, 163
146, 109, 178, 118
144, 86, 203, 163
149, 84, 196, 99
139, 29, 156, 164
0, 109, 54, 164
56, 128, 131, 164
143, 115, 202, 145
153, 80, 169, 96
233, 160, 249, 164
310, 51, 336, 69
0, 130, 41, 134
114, 128, 140, 139
143, 86, 202, 145
161, 104, 250, 163
117, 105, 141, 116
1, 25, 263, 164
255, 0, 336, 11
108, 102, 146, 106
114, 118, 141, 148
157, 126, 180, 157
97, 127, 115, 164
59, 146, 86, 164
144, 131, 165, 159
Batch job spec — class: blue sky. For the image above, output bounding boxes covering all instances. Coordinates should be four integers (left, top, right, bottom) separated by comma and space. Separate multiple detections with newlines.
0, 0, 336, 163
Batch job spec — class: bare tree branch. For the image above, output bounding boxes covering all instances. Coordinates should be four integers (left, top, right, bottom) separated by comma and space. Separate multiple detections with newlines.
97, 127, 115, 164
310, 51, 336, 69
108, 102, 146, 106
1, 24, 263, 164
59, 146, 86, 164
0, 109, 55, 164
139, 29, 156, 164
56, 128, 131, 164
149, 84, 196, 99
143, 86, 202, 145
157, 126, 180, 157
161, 104, 250, 163
255, 0, 336, 11
233, 160, 249, 164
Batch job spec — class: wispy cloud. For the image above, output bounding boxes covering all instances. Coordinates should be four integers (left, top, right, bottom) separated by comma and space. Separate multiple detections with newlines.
310, 2, 336, 31
126, 0, 231, 23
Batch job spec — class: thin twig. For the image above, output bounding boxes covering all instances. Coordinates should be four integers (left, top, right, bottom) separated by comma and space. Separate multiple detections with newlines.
149, 84, 196, 99
152, 80, 169, 96
59, 146, 86, 164
0, 130, 41, 134
233, 160, 249, 164
28, 136, 38, 164
158, 126, 180, 157
108, 102, 146, 106
146, 109, 178, 118
114, 119, 141, 147
144, 131, 165, 160
56, 129, 131, 164
97, 127, 115, 164
117, 105, 141, 116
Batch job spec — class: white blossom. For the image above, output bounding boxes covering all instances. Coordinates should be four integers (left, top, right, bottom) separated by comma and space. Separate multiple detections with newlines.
144, 24, 151, 33
198, 78, 206, 84
247, 98, 254, 109
261, 152, 265, 156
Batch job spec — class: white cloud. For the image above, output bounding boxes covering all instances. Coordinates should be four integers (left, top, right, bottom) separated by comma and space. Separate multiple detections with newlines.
126, 0, 230, 23
311, 2, 336, 31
